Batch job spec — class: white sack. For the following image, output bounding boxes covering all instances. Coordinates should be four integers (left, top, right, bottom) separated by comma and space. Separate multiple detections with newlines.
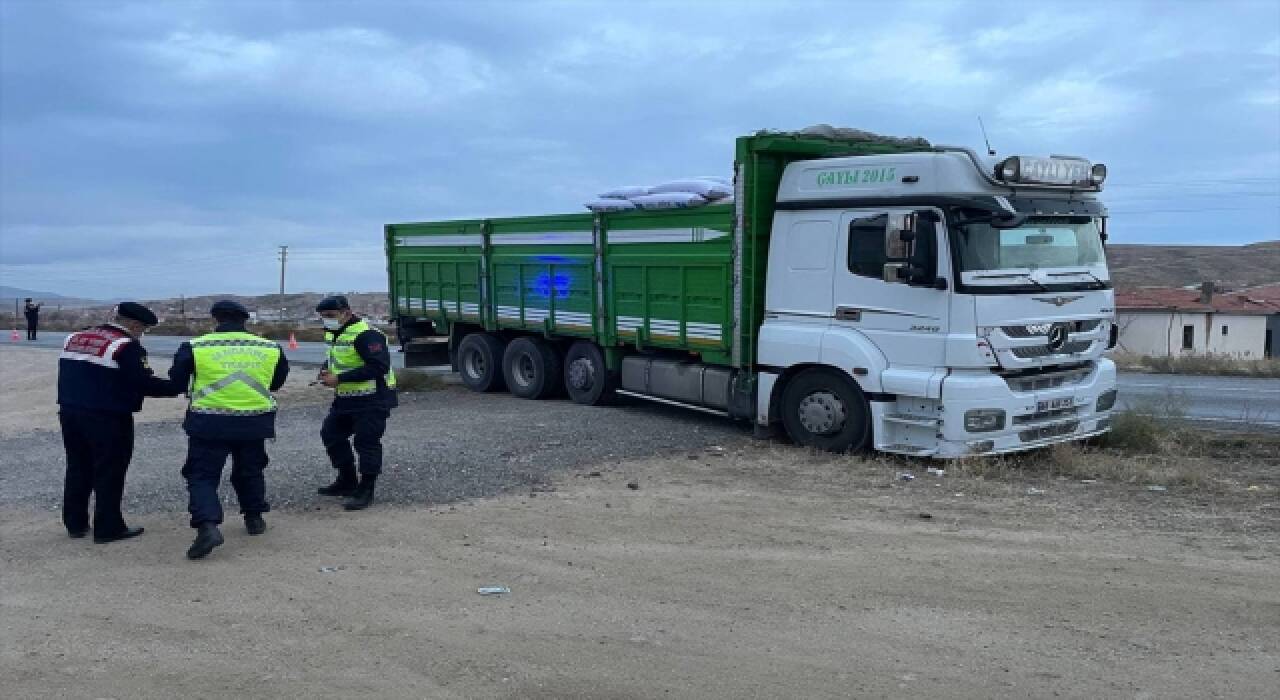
629, 192, 708, 210
598, 185, 652, 199
585, 197, 638, 212
650, 179, 733, 200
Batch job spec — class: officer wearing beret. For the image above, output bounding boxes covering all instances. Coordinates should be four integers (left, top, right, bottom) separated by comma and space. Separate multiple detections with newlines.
315, 295, 397, 510
168, 300, 290, 559
57, 302, 179, 543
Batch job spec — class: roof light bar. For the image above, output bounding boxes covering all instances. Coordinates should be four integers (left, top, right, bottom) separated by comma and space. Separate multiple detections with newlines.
994, 156, 1106, 188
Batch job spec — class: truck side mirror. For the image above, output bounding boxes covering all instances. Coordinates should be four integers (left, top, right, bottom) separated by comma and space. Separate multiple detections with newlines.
883, 262, 908, 284
885, 212, 917, 260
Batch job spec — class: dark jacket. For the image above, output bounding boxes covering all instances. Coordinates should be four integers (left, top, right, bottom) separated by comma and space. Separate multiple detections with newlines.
57, 324, 179, 414
24, 302, 40, 321
325, 316, 397, 414
169, 322, 290, 441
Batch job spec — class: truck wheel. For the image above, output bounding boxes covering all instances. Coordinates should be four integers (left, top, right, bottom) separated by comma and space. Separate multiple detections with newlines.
457, 333, 507, 393
503, 337, 562, 400
780, 368, 870, 453
563, 341, 617, 406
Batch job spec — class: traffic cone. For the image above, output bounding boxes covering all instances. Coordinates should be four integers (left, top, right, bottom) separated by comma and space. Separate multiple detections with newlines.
288, 332, 299, 350
10, 328, 19, 342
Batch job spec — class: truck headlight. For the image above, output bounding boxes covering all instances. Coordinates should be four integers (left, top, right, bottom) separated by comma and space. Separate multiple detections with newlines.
964, 409, 1006, 433
1096, 390, 1117, 412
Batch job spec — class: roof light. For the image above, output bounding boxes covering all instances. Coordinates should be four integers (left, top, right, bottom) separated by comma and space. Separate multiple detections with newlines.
993, 156, 1102, 188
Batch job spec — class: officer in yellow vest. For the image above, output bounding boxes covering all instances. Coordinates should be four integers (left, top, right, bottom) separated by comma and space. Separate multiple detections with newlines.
168, 300, 289, 559
315, 295, 397, 510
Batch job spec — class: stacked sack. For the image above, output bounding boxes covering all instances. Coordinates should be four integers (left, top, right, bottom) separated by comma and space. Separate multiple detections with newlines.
585, 176, 734, 213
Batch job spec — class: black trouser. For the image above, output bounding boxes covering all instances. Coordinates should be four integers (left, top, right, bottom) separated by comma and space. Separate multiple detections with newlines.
321, 409, 389, 476
59, 409, 134, 536
26, 319, 37, 340
182, 436, 270, 527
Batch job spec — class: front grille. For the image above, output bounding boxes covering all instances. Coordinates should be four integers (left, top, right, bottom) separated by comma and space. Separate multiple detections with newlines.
1002, 319, 1102, 338
1011, 340, 1092, 359
999, 362, 1093, 393
1013, 406, 1080, 425
1019, 421, 1079, 442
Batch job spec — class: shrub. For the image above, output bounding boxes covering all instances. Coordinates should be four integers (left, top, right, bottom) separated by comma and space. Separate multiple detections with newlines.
394, 368, 444, 392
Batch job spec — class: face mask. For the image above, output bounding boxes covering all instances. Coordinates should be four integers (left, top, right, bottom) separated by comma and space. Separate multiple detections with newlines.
322, 318, 342, 330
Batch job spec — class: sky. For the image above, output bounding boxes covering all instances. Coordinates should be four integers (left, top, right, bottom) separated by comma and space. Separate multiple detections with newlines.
1, 0, 1278, 300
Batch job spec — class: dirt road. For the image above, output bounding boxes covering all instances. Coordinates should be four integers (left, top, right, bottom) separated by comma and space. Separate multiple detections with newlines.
1, 345, 1278, 698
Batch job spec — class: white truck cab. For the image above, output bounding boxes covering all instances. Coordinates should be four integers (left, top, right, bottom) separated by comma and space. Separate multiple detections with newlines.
757, 149, 1117, 457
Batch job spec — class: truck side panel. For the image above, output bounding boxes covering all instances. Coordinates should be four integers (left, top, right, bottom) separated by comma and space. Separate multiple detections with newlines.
387, 220, 485, 332
489, 214, 596, 338
602, 206, 735, 365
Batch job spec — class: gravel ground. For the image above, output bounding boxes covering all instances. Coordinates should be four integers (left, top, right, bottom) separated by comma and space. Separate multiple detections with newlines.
0, 386, 747, 518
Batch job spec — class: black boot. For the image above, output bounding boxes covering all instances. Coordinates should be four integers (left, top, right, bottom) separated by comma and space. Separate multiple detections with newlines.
186, 523, 224, 560
244, 513, 267, 536
343, 476, 376, 511
318, 468, 358, 497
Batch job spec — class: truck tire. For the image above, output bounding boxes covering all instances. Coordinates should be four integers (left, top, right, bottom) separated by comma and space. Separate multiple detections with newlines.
503, 337, 562, 400
457, 333, 507, 393
780, 368, 871, 453
563, 341, 617, 406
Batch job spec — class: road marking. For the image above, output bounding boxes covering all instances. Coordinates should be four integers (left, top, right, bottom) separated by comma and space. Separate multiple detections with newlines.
1119, 382, 1280, 394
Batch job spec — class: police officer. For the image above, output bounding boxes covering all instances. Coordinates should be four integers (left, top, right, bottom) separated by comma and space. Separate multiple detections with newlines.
57, 302, 179, 542
315, 295, 397, 510
168, 300, 289, 559
24, 298, 42, 340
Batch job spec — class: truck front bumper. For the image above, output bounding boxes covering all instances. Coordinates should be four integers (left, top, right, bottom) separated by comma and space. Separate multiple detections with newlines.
930, 359, 1117, 458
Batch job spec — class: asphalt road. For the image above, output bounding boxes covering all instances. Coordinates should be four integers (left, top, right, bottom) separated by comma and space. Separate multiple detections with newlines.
1116, 373, 1280, 428
13, 333, 1278, 427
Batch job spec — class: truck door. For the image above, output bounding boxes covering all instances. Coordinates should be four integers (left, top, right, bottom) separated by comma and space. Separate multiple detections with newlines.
831, 208, 950, 370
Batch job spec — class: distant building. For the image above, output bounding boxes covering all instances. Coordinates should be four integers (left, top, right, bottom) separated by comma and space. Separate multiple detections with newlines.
1115, 283, 1280, 358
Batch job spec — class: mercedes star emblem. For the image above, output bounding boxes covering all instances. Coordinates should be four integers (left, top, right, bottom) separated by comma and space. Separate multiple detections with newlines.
1047, 323, 1070, 352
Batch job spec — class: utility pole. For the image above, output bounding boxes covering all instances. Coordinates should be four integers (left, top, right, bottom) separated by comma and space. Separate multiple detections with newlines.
179, 294, 185, 317
278, 245, 288, 322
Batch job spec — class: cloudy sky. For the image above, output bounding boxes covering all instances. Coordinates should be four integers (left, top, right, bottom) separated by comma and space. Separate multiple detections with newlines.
1, 0, 1277, 299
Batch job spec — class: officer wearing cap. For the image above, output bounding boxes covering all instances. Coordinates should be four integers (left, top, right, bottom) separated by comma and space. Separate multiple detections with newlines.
57, 302, 179, 543
168, 300, 290, 559
314, 295, 397, 510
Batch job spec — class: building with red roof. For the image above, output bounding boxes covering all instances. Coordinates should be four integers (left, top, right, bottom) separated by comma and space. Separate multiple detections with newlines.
1114, 283, 1280, 358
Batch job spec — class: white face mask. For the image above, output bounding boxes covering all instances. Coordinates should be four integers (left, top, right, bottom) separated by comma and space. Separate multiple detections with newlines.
322, 317, 343, 330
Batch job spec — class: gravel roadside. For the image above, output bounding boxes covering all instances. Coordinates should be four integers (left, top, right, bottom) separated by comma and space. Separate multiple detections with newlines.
0, 386, 748, 518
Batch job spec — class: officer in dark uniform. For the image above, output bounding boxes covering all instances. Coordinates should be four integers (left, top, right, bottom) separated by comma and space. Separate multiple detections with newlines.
24, 298, 42, 340
57, 302, 179, 542
315, 295, 397, 510
168, 300, 289, 559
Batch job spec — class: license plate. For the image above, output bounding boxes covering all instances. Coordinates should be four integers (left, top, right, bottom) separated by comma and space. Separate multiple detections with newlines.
1037, 397, 1075, 412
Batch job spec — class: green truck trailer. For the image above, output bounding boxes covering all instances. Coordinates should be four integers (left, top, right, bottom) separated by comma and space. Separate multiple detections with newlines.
388, 129, 1118, 457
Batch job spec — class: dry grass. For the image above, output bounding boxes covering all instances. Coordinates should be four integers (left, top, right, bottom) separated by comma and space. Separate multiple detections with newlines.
394, 368, 445, 392
1109, 352, 1280, 378
943, 407, 1280, 493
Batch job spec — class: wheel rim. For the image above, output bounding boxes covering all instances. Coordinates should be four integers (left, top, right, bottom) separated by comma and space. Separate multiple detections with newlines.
797, 391, 847, 435
514, 353, 536, 388
463, 349, 485, 380
567, 356, 594, 391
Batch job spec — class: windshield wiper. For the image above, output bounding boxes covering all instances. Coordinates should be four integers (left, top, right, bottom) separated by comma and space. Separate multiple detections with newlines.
974, 272, 1048, 291
1048, 270, 1108, 288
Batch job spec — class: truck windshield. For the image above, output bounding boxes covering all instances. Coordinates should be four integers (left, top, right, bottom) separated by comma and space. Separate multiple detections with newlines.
951, 216, 1107, 286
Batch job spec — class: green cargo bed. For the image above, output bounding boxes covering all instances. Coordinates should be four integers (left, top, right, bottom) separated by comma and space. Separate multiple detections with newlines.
386, 131, 930, 369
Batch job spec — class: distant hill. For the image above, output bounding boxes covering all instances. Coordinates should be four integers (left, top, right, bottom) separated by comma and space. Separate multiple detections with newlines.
1107, 241, 1280, 290
0, 285, 105, 309
142, 291, 391, 321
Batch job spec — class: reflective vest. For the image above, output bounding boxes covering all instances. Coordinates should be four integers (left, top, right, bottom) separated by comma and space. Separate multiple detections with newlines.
326, 319, 397, 397
188, 332, 281, 415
